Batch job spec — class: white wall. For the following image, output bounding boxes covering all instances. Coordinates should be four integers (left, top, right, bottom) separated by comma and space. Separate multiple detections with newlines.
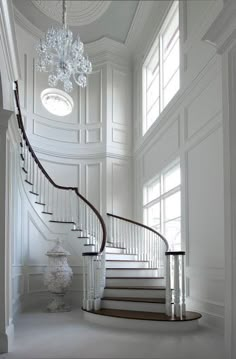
10, 22, 133, 310
133, 0, 225, 328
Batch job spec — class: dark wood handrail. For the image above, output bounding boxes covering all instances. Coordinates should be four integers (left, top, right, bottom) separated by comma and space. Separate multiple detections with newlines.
165, 251, 185, 256
107, 212, 169, 251
14, 81, 106, 255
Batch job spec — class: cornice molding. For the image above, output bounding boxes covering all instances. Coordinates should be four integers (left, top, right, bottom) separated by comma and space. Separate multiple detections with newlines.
203, 0, 236, 54
33, 144, 132, 161
13, 7, 43, 40
125, 1, 154, 53
86, 37, 131, 67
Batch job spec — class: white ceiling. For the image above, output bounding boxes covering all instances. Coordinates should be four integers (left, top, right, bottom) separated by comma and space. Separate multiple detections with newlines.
13, 0, 139, 44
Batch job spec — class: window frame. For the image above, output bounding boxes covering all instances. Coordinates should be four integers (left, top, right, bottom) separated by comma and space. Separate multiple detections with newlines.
142, 1, 180, 135
143, 160, 181, 250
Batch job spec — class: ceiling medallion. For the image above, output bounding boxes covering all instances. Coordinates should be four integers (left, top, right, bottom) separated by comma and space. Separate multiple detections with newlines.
36, 0, 92, 93
41, 88, 74, 116
32, 1, 112, 27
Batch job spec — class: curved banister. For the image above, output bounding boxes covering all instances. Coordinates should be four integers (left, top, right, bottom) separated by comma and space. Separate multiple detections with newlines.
13, 81, 106, 255
107, 212, 169, 251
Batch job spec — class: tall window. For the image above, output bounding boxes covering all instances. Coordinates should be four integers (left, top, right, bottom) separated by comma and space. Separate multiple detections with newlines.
143, 161, 181, 251
143, 1, 179, 134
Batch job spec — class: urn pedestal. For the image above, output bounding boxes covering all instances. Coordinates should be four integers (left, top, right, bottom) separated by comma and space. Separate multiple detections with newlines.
44, 240, 73, 312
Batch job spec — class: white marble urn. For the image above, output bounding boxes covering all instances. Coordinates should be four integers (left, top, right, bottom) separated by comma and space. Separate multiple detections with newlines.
44, 239, 73, 312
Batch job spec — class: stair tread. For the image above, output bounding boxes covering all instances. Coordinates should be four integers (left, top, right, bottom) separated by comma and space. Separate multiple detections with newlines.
106, 259, 148, 269
102, 296, 165, 304
105, 286, 165, 290
86, 309, 202, 322
106, 277, 164, 279
106, 268, 159, 270
106, 252, 137, 256
49, 220, 75, 224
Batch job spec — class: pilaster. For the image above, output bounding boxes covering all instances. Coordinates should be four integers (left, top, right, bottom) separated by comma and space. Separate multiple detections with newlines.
204, 1, 236, 358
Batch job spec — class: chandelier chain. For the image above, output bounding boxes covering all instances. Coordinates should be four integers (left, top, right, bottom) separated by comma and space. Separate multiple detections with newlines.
62, 0, 66, 28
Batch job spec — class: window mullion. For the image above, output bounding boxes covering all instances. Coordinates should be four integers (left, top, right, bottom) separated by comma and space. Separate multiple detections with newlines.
160, 173, 164, 235
159, 34, 163, 113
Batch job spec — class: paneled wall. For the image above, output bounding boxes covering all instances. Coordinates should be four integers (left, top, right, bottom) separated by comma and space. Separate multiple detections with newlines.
11, 24, 133, 310
133, 0, 224, 328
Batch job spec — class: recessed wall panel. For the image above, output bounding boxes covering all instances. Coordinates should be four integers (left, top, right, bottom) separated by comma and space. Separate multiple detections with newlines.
85, 163, 101, 210
40, 160, 78, 187
112, 69, 127, 125
28, 218, 49, 265
185, 73, 221, 139
85, 128, 101, 144
143, 120, 179, 182
112, 128, 128, 144
33, 120, 79, 143
86, 71, 101, 124
187, 128, 224, 268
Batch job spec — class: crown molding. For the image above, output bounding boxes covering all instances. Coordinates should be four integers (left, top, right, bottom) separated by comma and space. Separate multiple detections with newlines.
86, 37, 131, 67
13, 7, 43, 40
125, 1, 154, 51
203, 0, 236, 54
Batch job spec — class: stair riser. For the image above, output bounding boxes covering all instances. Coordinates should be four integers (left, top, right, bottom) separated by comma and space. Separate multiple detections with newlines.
101, 300, 166, 313
104, 288, 166, 298
106, 269, 159, 277
105, 254, 137, 261
105, 247, 125, 254
106, 278, 165, 287
106, 261, 149, 269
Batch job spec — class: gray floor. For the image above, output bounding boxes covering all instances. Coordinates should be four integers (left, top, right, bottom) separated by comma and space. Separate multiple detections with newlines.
1, 309, 225, 359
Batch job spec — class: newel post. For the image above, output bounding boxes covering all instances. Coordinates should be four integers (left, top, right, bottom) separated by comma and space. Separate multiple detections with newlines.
165, 251, 186, 318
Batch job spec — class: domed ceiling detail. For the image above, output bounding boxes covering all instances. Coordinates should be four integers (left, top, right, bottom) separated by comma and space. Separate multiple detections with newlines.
32, 1, 112, 26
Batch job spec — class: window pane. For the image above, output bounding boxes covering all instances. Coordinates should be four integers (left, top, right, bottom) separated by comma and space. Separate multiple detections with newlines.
147, 72, 159, 111
164, 218, 181, 251
147, 98, 160, 130
146, 202, 160, 229
146, 179, 160, 203
163, 7, 179, 55
163, 69, 179, 107
146, 46, 159, 88
163, 39, 179, 87
164, 191, 181, 221
164, 165, 180, 193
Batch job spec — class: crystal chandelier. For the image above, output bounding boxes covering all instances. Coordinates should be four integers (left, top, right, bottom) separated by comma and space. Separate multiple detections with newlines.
36, 0, 92, 92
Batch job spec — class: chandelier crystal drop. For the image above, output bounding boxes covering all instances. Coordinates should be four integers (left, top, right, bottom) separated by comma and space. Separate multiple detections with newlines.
36, 0, 92, 93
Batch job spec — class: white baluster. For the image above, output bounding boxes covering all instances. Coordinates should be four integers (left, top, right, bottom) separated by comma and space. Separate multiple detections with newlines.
114, 218, 117, 247
32, 159, 35, 188
174, 255, 180, 317
34, 164, 39, 195
181, 255, 186, 316
165, 254, 172, 316
23, 142, 26, 172
26, 149, 30, 182
82, 256, 86, 309
109, 216, 112, 244
38, 170, 42, 204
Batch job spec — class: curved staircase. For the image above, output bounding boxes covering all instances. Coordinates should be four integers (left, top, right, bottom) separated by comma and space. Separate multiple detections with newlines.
13, 81, 201, 330
83, 215, 201, 329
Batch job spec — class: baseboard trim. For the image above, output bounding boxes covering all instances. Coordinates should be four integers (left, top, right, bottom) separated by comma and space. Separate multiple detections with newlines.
187, 298, 224, 333
22, 291, 83, 312
0, 322, 14, 354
